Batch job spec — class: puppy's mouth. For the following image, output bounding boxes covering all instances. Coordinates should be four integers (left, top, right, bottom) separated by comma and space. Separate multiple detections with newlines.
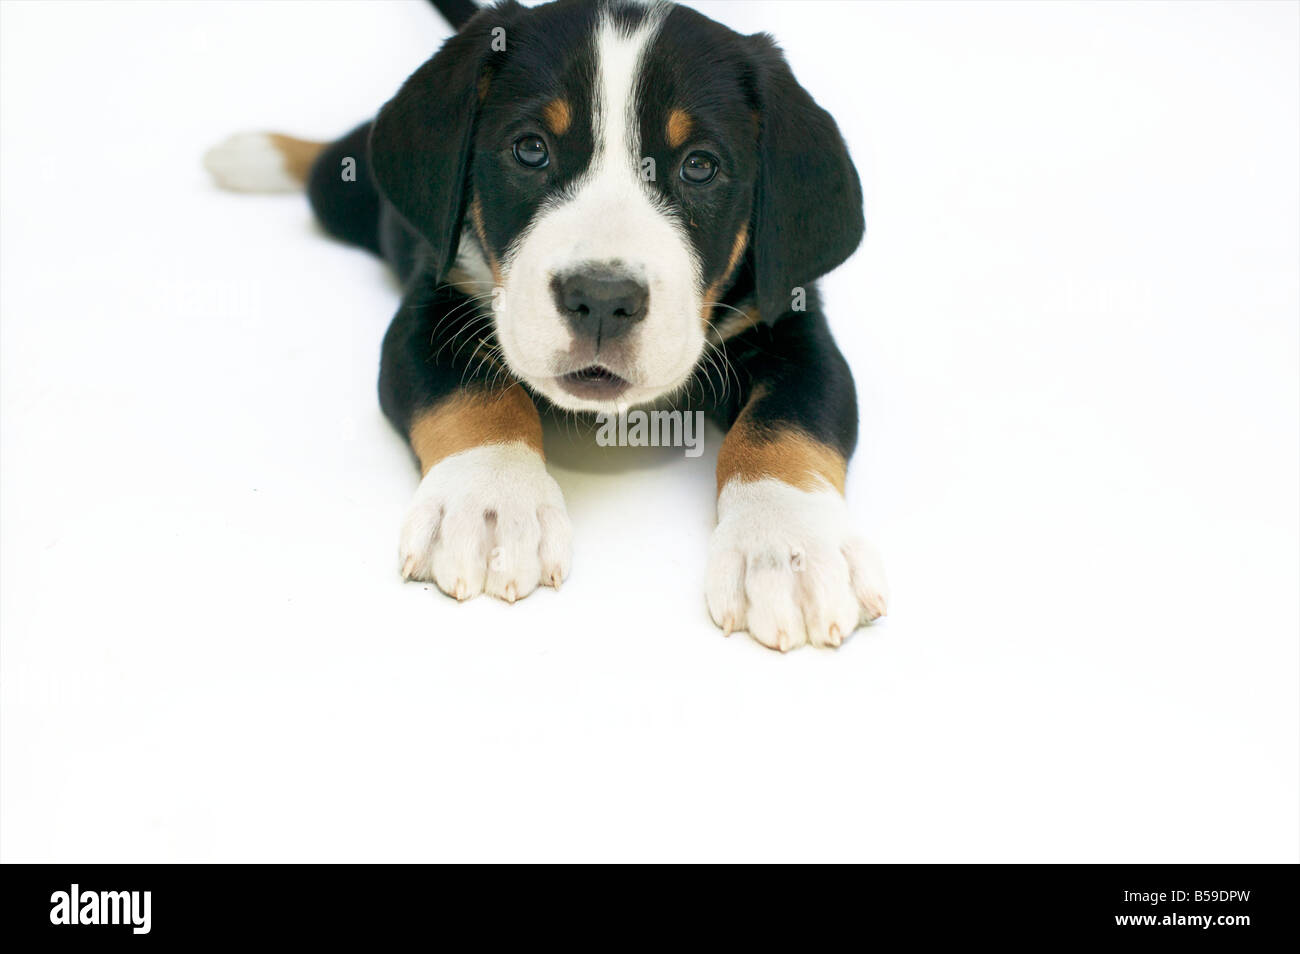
556, 365, 631, 401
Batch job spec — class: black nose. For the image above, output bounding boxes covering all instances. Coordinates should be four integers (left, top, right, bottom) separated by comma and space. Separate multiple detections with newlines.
552, 268, 648, 344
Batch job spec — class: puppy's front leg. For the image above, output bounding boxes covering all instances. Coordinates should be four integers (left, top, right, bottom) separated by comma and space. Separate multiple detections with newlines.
708, 311, 888, 650
381, 288, 571, 602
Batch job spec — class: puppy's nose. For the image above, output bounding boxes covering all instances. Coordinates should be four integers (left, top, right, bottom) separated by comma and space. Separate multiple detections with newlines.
553, 269, 648, 344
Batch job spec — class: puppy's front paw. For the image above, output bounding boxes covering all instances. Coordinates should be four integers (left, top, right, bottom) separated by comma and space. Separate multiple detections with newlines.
706, 480, 888, 651
399, 444, 572, 603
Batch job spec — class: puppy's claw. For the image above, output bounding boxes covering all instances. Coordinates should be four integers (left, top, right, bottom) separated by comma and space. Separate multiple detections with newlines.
454, 579, 470, 601
548, 571, 562, 591
504, 582, 517, 604
722, 615, 734, 637
706, 482, 889, 653
401, 556, 417, 581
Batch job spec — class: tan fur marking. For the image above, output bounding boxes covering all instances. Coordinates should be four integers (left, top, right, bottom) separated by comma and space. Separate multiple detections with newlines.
725, 224, 749, 276
267, 133, 325, 185
717, 388, 846, 494
701, 224, 751, 324
478, 75, 491, 102
666, 108, 693, 149
409, 385, 543, 476
542, 98, 573, 136
469, 194, 503, 283
713, 305, 761, 340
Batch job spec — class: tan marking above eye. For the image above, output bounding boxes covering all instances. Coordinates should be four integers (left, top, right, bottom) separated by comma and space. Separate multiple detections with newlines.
543, 98, 572, 136
666, 108, 694, 149
409, 385, 544, 476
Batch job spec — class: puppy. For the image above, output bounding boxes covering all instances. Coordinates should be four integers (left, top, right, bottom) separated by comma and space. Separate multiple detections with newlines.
205, 0, 888, 651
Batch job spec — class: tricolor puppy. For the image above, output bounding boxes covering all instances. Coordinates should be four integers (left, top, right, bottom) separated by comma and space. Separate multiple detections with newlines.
205, 0, 889, 651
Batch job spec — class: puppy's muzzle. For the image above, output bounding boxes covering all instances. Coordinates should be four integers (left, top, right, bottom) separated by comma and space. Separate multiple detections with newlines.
552, 266, 648, 347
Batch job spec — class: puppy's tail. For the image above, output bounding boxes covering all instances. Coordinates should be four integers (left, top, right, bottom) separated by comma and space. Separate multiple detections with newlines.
204, 1, 471, 193
203, 132, 325, 194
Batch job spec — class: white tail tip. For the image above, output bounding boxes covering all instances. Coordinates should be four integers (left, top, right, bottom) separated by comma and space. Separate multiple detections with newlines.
203, 132, 305, 193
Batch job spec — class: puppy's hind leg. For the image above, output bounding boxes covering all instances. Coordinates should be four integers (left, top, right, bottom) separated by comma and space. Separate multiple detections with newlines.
203, 132, 325, 193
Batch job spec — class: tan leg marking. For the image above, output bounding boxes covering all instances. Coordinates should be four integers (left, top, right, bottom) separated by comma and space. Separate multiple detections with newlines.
410, 385, 543, 476
717, 387, 846, 495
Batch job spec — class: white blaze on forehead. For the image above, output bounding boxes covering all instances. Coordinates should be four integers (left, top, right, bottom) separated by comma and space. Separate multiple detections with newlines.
531, 8, 683, 267
493, 5, 707, 412
500, 9, 682, 276
593, 12, 658, 170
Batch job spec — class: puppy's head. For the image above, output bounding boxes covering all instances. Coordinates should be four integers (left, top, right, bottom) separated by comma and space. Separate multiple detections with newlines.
371, 0, 863, 412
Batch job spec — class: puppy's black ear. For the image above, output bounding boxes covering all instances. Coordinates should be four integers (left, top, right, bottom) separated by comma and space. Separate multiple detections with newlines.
746, 34, 864, 321
369, 3, 521, 279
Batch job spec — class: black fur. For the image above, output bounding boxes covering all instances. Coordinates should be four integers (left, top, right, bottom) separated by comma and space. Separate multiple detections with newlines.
428, 0, 480, 32
308, 123, 382, 256
637, 5, 760, 302
306, 0, 865, 466
377, 272, 475, 438
744, 33, 865, 325
370, 2, 526, 283
716, 291, 860, 461
464, 1, 602, 263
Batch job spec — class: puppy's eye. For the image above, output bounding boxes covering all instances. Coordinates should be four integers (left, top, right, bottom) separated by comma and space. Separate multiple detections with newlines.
513, 135, 549, 169
679, 151, 719, 184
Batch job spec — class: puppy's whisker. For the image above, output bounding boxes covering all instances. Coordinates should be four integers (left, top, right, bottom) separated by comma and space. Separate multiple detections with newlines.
434, 311, 495, 363
446, 325, 497, 372
704, 337, 738, 404
452, 322, 499, 368
697, 348, 722, 406
701, 329, 741, 403
461, 333, 501, 388
702, 300, 751, 320
426, 294, 495, 349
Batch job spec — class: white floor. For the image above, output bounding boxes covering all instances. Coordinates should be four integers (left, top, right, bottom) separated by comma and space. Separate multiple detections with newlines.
2, 0, 1296, 862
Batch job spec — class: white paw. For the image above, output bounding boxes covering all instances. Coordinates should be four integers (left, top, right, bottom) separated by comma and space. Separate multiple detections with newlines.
399, 444, 572, 603
203, 132, 299, 193
706, 479, 888, 651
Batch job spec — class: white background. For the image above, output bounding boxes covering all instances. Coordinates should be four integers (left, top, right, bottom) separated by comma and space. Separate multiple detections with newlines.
2, 0, 1296, 862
